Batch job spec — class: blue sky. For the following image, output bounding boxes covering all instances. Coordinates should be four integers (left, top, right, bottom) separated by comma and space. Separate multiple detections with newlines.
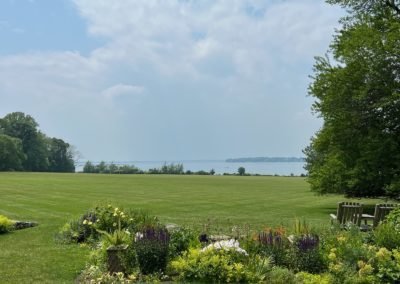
0, 0, 344, 161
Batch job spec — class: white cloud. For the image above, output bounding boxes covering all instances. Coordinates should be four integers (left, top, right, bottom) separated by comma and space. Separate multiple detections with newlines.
0, 0, 344, 160
102, 84, 145, 99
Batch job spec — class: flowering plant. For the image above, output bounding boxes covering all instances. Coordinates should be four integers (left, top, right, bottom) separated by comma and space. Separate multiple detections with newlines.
202, 239, 248, 256
96, 207, 130, 247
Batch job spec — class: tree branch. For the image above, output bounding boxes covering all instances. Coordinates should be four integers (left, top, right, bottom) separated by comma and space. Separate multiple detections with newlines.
385, 0, 400, 16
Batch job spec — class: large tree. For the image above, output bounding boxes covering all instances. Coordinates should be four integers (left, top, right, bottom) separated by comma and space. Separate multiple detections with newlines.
0, 112, 48, 171
47, 138, 75, 172
0, 112, 76, 173
0, 134, 26, 171
305, 0, 400, 198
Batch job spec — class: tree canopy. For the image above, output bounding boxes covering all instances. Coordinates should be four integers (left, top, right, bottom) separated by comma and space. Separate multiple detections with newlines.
0, 112, 76, 172
305, 0, 400, 198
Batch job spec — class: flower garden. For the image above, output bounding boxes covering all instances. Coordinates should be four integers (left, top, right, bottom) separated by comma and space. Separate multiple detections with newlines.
34, 203, 400, 283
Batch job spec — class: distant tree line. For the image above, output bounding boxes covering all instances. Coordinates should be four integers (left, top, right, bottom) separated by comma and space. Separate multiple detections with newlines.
0, 112, 75, 172
82, 161, 217, 175
226, 157, 305, 163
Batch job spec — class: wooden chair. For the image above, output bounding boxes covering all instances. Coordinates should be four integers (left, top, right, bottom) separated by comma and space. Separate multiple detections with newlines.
330, 202, 363, 227
372, 203, 399, 228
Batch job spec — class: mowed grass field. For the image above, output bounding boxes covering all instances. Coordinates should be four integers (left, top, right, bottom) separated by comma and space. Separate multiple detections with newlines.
0, 172, 381, 283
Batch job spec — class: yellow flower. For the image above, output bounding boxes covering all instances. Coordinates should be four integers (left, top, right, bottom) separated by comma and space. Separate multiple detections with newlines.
363, 264, 373, 274
328, 252, 336, 260
337, 236, 346, 243
376, 247, 390, 260
129, 218, 133, 221
357, 260, 365, 268
83, 220, 88, 225
88, 221, 93, 225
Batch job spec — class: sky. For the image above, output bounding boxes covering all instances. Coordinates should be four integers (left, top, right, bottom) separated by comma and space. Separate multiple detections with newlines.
0, 0, 344, 161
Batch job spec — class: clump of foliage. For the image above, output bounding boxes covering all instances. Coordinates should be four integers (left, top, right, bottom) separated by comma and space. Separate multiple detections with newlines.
56, 204, 158, 244
135, 225, 170, 274
289, 234, 324, 274
148, 163, 184, 174
370, 209, 400, 250
83, 161, 144, 174
372, 222, 400, 250
170, 243, 271, 283
251, 226, 289, 266
385, 207, 400, 231
168, 226, 200, 259
0, 215, 14, 234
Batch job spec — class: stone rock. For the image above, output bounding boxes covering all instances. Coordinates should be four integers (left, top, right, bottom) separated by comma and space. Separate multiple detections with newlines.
13, 221, 38, 230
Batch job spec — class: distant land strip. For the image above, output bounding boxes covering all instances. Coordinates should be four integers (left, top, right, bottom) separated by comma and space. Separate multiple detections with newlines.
226, 157, 305, 163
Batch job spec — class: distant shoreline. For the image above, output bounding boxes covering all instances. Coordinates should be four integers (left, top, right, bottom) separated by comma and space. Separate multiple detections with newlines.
226, 157, 305, 163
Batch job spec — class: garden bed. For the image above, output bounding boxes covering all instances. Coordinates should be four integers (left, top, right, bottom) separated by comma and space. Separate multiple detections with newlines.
56, 204, 400, 283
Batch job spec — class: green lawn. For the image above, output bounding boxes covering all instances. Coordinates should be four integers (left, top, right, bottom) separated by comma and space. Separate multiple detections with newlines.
0, 172, 381, 283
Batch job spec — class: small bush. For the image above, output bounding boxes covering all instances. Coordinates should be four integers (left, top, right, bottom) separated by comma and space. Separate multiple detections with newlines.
373, 222, 400, 250
289, 234, 325, 273
135, 225, 170, 274
257, 227, 289, 266
168, 226, 199, 259
385, 207, 400, 232
0, 215, 13, 234
267, 266, 296, 284
56, 204, 158, 244
56, 213, 98, 243
170, 245, 270, 283
295, 271, 333, 284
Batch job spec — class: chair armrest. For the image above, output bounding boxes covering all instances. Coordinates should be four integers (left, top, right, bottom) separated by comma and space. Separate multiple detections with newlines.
362, 214, 374, 219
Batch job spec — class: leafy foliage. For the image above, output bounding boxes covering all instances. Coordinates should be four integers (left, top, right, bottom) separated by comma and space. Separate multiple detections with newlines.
305, 0, 400, 198
0, 134, 25, 171
170, 246, 271, 283
134, 225, 170, 274
168, 226, 200, 259
0, 112, 75, 172
0, 215, 13, 234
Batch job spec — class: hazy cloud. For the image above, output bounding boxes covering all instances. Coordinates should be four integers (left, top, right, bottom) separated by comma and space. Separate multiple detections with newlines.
0, 0, 344, 160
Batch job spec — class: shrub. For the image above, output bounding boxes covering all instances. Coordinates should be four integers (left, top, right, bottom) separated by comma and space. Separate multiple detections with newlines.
372, 247, 400, 283
255, 227, 289, 266
57, 204, 158, 244
135, 225, 170, 274
78, 265, 134, 284
56, 212, 98, 243
295, 272, 333, 284
168, 226, 200, 259
0, 215, 13, 234
266, 266, 296, 284
289, 234, 325, 273
385, 207, 400, 232
372, 222, 400, 250
170, 246, 270, 283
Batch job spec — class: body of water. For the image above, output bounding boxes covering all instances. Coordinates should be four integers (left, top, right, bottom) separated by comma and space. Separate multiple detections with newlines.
76, 160, 306, 176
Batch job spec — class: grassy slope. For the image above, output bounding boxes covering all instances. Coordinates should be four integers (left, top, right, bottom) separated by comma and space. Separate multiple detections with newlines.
0, 172, 380, 283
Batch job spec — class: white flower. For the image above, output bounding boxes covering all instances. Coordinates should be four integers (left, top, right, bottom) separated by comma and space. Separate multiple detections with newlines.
135, 232, 144, 242
201, 239, 248, 255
